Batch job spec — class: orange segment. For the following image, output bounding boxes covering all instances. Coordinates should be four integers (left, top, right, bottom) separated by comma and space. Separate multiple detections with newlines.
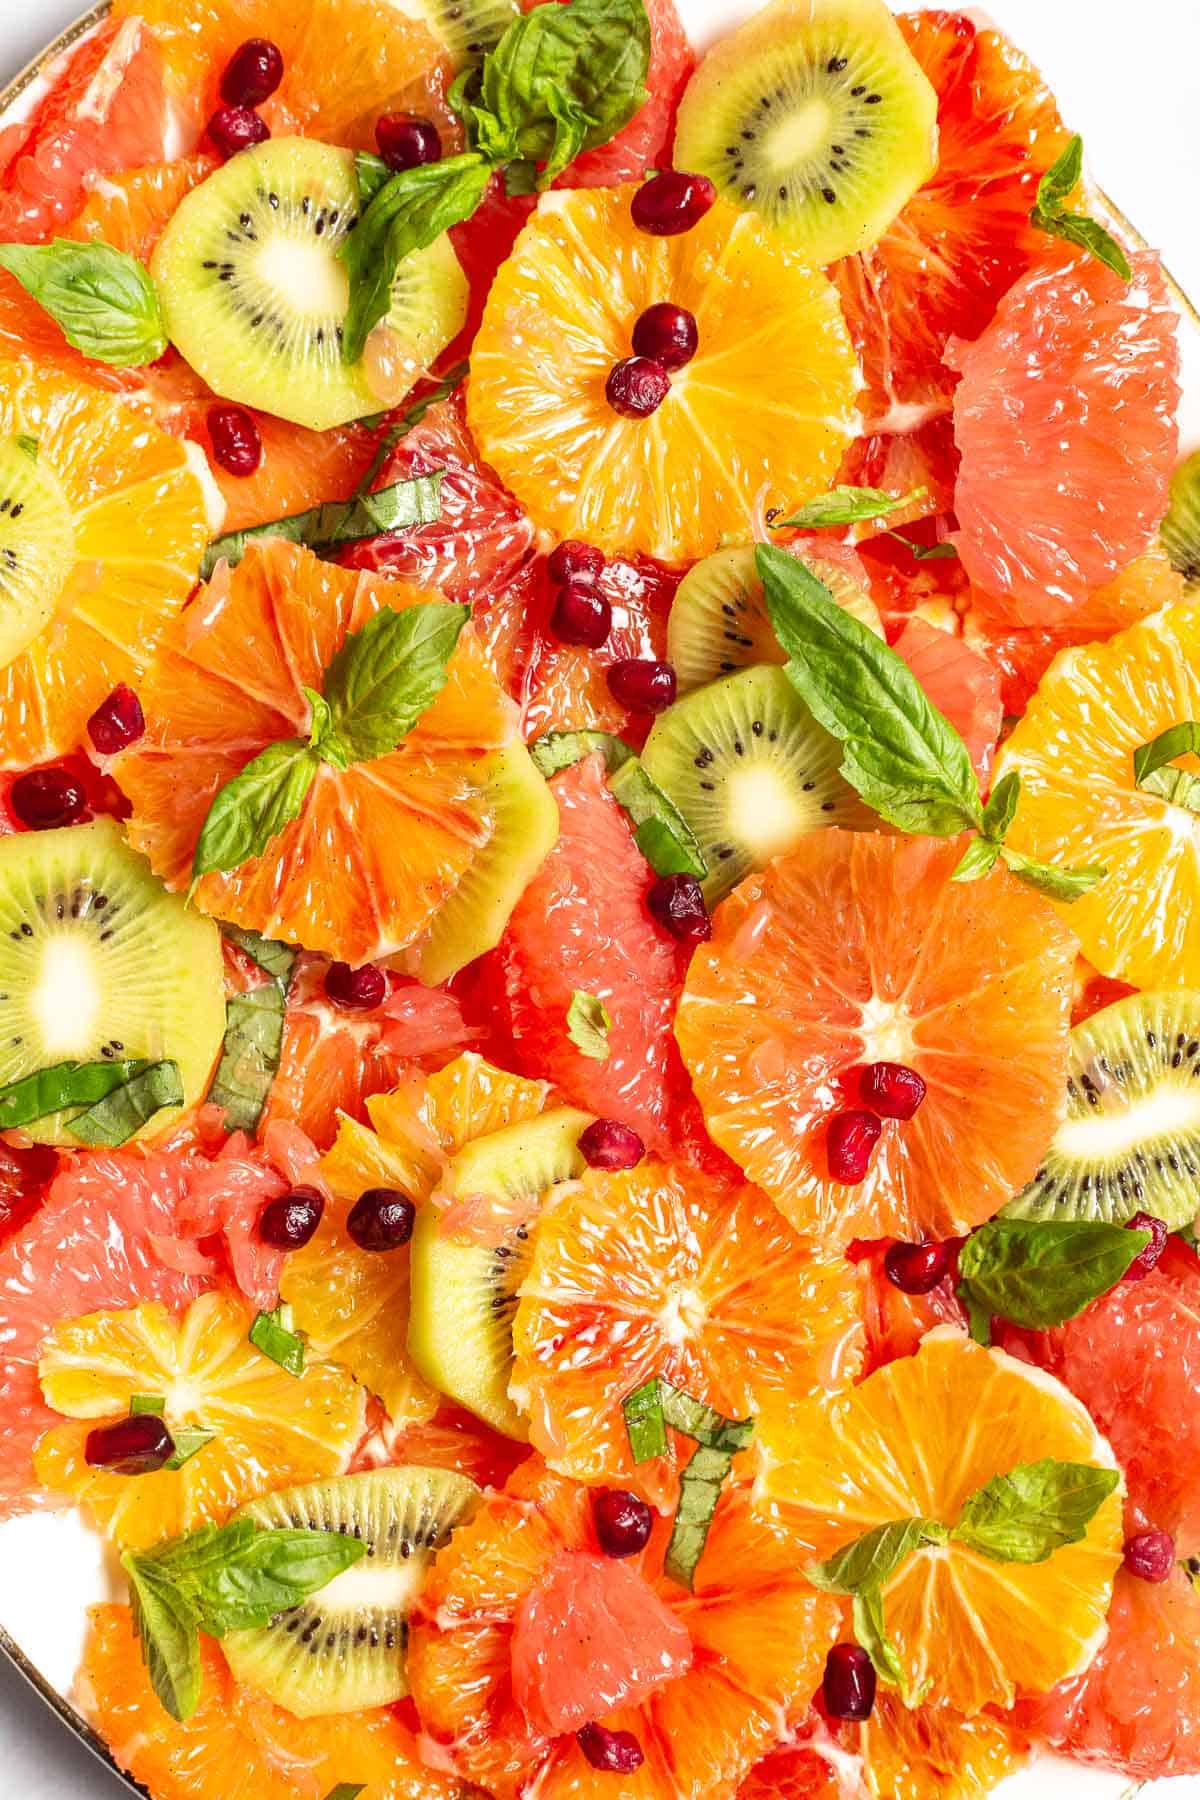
34, 1292, 364, 1549
756, 1328, 1123, 1716
738, 1698, 1026, 1800
676, 831, 1078, 1244
468, 189, 858, 563
512, 1160, 862, 1508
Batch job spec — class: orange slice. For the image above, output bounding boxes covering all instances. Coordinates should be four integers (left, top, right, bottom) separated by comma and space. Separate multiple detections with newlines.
739, 1698, 1026, 1800
756, 1328, 1123, 1716
34, 1291, 364, 1549
467, 187, 858, 563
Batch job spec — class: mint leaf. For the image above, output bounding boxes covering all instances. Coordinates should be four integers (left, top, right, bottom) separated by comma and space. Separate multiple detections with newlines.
608, 757, 707, 878
248, 1302, 306, 1376
353, 358, 469, 498
193, 739, 319, 879
123, 1555, 201, 1722
950, 834, 1003, 884
1133, 720, 1200, 813
72, 1061, 183, 1145
775, 485, 925, 530
319, 602, 468, 766
852, 1587, 912, 1694
953, 1459, 1120, 1564
757, 543, 983, 836
200, 472, 444, 580
0, 1057, 159, 1131
1031, 135, 1131, 282
0, 239, 166, 366
957, 1218, 1150, 1331
207, 983, 288, 1134
530, 730, 634, 778
566, 989, 610, 1061
806, 1517, 948, 1595
998, 846, 1107, 903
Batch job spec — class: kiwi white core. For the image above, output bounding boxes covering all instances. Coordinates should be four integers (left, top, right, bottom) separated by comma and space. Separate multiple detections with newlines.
1055, 1087, 1200, 1160
766, 100, 835, 170
729, 763, 815, 862
254, 235, 350, 319
30, 936, 104, 1058
317, 1557, 426, 1614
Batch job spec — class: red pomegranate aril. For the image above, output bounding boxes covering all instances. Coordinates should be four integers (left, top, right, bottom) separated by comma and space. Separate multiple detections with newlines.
1123, 1528, 1175, 1582
578, 1118, 645, 1171
827, 1109, 882, 1184
822, 1642, 876, 1720
631, 302, 698, 371
550, 579, 612, 649
206, 105, 271, 160
85, 1413, 175, 1476
547, 539, 605, 586
324, 960, 386, 1011
87, 683, 145, 756
577, 1723, 645, 1773
884, 1238, 950, 1295
606, 356, 670, 419
860, 1060, 926, 1120
1123, 1210, 1168, 1281
606, 658, 677, 715
207, 404, 263, 478
259, 1185, 325, 1250
631, 169, 717, 237
347, 1186, 416, 1252
219, 37, 284, 107
375, 113, 442, 172
591, 1487, 654, 1557
646, 873, 711, 944
10, 766, 87, 830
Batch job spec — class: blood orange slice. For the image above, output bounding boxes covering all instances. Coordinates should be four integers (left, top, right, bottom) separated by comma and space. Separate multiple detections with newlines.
738, 1699, 1026, 1800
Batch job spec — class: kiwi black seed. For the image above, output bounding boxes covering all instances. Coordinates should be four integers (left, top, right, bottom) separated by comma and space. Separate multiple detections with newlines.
392, 0, 519, 68
639, 662, 872, 906
1161, 449, 1200, 594
1005, 990, 1200, 1229
0, 434, 76, 669
222, 1466, 480, 1716
673, 0, 938, 264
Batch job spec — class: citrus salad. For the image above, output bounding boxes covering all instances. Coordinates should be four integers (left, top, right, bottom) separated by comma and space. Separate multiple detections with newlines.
0, 0, 1197, 1795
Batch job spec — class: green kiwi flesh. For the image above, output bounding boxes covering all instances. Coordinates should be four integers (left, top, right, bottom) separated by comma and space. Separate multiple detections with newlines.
0, 819, 225, 1143
673, 0, 938, 264
223, 1466, 480, 1716
403, 741, 559, 986
1004, 990, 1200, 1228
0, 435, 76, 670
387, 0, 519, 68
150, 137, 468, 432
1160, 449, 1200, 594
639, 662, 871, 906
667, 542, 882, 694
407, 1107, 591, 1437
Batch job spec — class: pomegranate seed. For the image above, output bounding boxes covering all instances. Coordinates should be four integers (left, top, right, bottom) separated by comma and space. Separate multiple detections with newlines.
550, 579, 612, 649
375, 113, 442, 172
10, 767, 86, 830
577, 1723, 645, 1773
259, 1186, 325, 1250
827, 1110, 882, 1184
646, 873, 711, 943
1123, 1528, 1175, 1582
631, 302, 698, 370
548, 540, 604, 586
884, 1239, 950, 1295
207, 404, 263, 478
1123, 1211, 1168, 1281
219, 37, 284, 107
822, 1643, 876, 1721
347, 1187, 416, 1251
324, 961, 386, 1011
206, 105, 270, 160
606, 356, 670, 419
631, 169, 717, 237
85, 1413, 175, 1476
87, 684, 145, 756
578, 1119, 645, 1171
592, 1488, 653, 1557
606, 658, 677, 715
860, 1061, 926, 1120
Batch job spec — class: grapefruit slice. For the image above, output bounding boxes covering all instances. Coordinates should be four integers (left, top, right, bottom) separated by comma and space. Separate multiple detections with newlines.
559, 0, 693, 187
889, 616, 1002, 783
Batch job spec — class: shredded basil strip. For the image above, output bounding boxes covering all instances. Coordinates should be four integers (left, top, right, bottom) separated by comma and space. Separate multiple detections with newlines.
353, 359, 470, 499
248, 1302, 306, 1377
72, 1061, 184, 1146
200, 471, 444, 579
0, 1057, 155, 1130
208, 984, 289, 1134
621, 1376, 754, 1587
1133, 720, 1200, 814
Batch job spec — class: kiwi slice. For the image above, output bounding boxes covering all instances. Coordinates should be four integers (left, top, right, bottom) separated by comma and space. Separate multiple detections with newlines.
1005, 991, 1200, 1229
223, 1466, 480, 1716
403, 741, 559, 986
668, 543, 883, 695
387, 0, 519, 68
1161, 449, 1200, 594
0, 819, 225, 1143
639, 662, 871, 907
408, 1106, 591, 1438
0, 435, 76, 670
150, 137, 468, 432
673, 0, 938, 264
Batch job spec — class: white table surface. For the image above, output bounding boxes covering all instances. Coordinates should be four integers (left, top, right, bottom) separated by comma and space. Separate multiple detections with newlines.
2, 1, 1200, 1795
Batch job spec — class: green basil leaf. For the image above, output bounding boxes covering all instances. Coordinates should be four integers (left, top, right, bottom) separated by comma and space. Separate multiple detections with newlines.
14, 434, 37, 460
950, 834, 1003, 885
621, 1378, 752, 1588
324, 1788, 367, 1800
185, 1526, 367, 1636
165, 1427, 218, 1472
663, 1440, 736, 1590
775, 485, 925, 530
140, 1520, 255, 1581
319, 601, 469, 765
504, 158, 541, 196
305, 687, 337, 759
952, 1458, 1120, 1564
193, 739, 319, 879
608, 757, 707, 878
130, 1394, 166, 1416
806, 1517, 947, 1595
1034, 208, 1131, 283
622, 1376, 669, 1463
529, 730, 634, 778
122, 1554, 202, 1722
353, 359, 470, 499
248, 1302, 306, 1377
207, 984, 288, 1134
1036, 135, 1084, 213
353, 150, 392, 208
0, 239, 167, 366
566, 989, 611, 1061
221, 926, 297, 990
658, 1383, 753, 1455
998, 846, 1108, 903
757, 543, 983, 836
982, 770, 1022, 842
957, 1218, 1149, 1331
0, 1057, 155, 1130
852, 1587, 911, 1696
1132, 720, 1200, 813
72, 1061, 184, 1146
886, 532, 959, 561
200, 472, 444, 579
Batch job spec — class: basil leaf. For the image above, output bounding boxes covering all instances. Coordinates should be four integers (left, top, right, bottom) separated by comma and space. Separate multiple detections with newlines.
221, 926, 297, 990
620, 1378, 752, 1587
208, 984, 288, 1134
1031, 135, 1131, 282
622, 1376, 669, 1463
353, 358, 469, 498
530, 730, 634, 778
193, 739, 319, 879
1132, 720, 1200, 813
664, 1440, 736, 1590
249, 1302, 306, 1376
0, 1057, 155, 1130
852, 1587, 911, 1695
15, 435, 37, 460
982, 770, 1022, 842
200, 472, 444, 579
122, 1555, 202, 1722
886, 532, 959, 561
950, 835, 1003, 885
0, 239, 167, 367
775, 485, 925, 530
566, 989, 611, 1061
306, 687, 337, 759
139, 1519, 256, 1581
658, 1384, 753, 1455
757, 543, 983, 836
319, 602, 469, 766
130, 1394, 166, 1416
165, 1427, 218, 1472
183, 1527, 367, 1636
324, 1789, 367, 1800
957, 1218, 1149, 1333
806, 1517, 947, 1595
998, 846, 1108, 903
353, 150, 392, 208
72, 1061, 184, 1146
1036, 135, 1083, 211
608, 758, 707, 878
953, 1458, 1120, 1564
